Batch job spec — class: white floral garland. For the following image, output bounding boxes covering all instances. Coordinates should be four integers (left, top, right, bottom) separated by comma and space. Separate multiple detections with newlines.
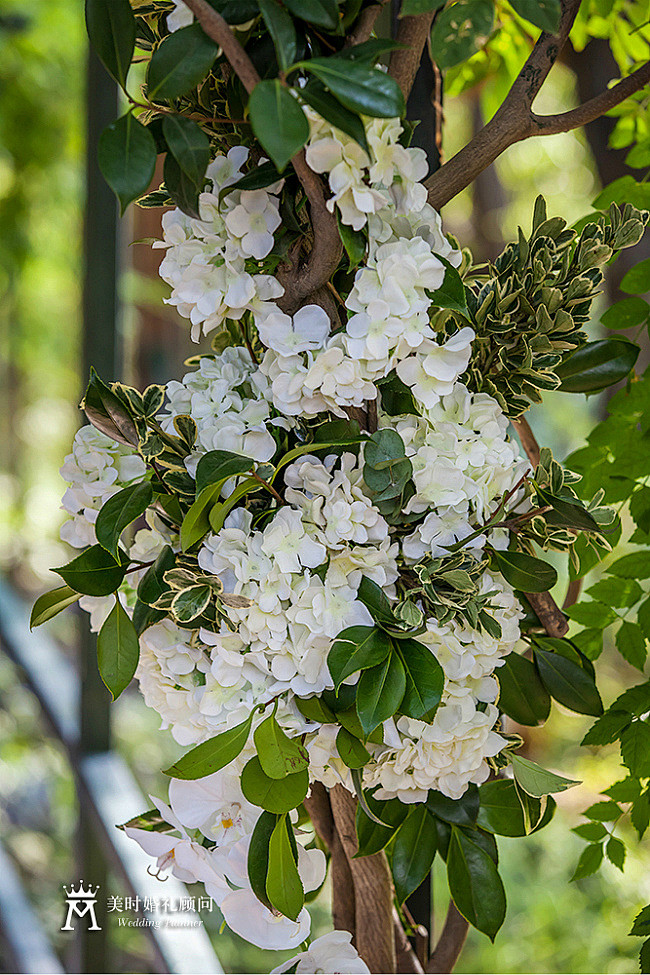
58, 107, 531, 964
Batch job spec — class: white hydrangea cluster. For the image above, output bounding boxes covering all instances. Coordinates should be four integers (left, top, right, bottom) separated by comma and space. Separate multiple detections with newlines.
155, 148, 284, 341
59, 425, 147, 548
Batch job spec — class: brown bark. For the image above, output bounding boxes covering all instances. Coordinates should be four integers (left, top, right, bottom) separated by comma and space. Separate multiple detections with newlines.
394, 909, 425, 974
426, 902, 469, 974
330, 785, 397, 974
388, 12, 436, 100
304, 783, 357, 938
513, 416, 541, 468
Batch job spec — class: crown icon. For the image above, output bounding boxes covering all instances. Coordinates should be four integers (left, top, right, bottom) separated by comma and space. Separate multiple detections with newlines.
63, 881, 99, 900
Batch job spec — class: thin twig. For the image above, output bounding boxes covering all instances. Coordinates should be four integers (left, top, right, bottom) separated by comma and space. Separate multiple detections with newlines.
513, 416, 541, 468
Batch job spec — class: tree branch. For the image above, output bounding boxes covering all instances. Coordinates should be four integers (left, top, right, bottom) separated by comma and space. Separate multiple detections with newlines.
526, 591, 569, 637
182, 0, 342, 313
424, 0, 583, 209
330, 785, 396, 974
304, 784, 357, 938
394, 908, 425, 974
426, 901, 469, 974
513, 416, 540, 467
346, 0, 390, 47
389, 11, 437, 100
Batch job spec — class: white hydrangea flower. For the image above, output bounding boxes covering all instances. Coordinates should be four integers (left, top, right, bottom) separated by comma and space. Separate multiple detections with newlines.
258, 303, 330, 357
396, 327, 475, 409
225, 188, 282, 260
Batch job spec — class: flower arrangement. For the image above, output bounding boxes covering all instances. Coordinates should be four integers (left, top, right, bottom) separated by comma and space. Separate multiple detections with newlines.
33, 0, 650, 970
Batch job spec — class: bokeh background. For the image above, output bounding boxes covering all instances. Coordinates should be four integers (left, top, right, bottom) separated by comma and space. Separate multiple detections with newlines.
0, 1, 648, 972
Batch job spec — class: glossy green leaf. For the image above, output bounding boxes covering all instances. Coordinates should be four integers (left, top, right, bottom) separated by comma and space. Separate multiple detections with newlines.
98, 113, 157, 216
195, 450, 253, 495
85, 0, 135, 89
180, 483, 221, 551
428, 258, 468, 316
391, 806, 437, 904
300, 80, 369, 153
81, 368, 140, 447
164, 713, 254, 778
30, 586, 80, 628
356, 652, 406, 735
616, 621, 647, 671
571, 842, 603, 881
336, 727, 371, 769
447, 827, 506, 940
601, 296, 650, 331
511, 754, 580, 797
581, 709, 632, 746
536, 487, 600, 533
492, 549, 557, 593
164, 151, 201, 219
97, 598, 140, 700
254, 711, 309, 779
328, 625, 391, 691
336, 213, 367, 270
400, 0, 447, 13
249, 80, 310, 172
283, 0, 340, 30
497, 652, 551, 726
534, 648, 603, 716
355, 796, 408, 856
95, 481, 153, 560
556, 340, 639, 393
430, 0, 495, 69
266, 816, 304, 921
427, 785, 479, 826
247, 810, 277, 909
148, 23, 218, 99
296, 697, 337, 724
621, 721, 650, 777
302, 58, 405, 119
171, 584, 212, 622
137, 546, 175, 606
397, 638, 444, 722
162, 115, 210, 184
241, 756, 309, 813
621, 257, 650, 294
509, 0, 561, 31
477, 779, 546, 837
54, 544, 127, 597
258, 0, 297, 71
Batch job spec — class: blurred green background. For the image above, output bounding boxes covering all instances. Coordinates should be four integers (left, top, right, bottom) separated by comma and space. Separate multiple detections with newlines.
0, 1, 648, 972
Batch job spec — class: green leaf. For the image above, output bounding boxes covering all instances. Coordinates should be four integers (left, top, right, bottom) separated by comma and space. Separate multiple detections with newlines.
390, 806, 437, 904
303, 58, 405, 119
282, 0, 340, 31
573, 821, 607, 842
241, 756, 309, 813
54, 544, 127, 597
511, 754, 580, 797
147, 23, 218, 99
631, 906, 650, 937
81, 368, 140, 446
296, 697, 337, 724
254, 711, 309, 779
497, 652, 551, 726
621, 721, 650, 777
85, 0, 135, 89
164, 151, 201, 219
428, 258, 468, 316
492, 550, 557, 593
601, 296, 650, 331
337, 213, 368, 270
587, 576, 642, 608
427, 785, 479, 826
447, 826, 506, 940
97, 598, 140, 700
355, 796, 408, 856
247, 810, 277, 910
556, 340, 640, 393
258, 0, 297, 71
397, 639, 444, 722
180, 483, 221, 551
137, 546, 175, 605
581, 709, 632, 746
477, 780, 546, 837
605, 778, 641, 802
164, 713, 254, 778
400, 0, 447, 13
162, 115, 210, 185
621, 257, 650, 294
631, 488, 650, 536
571, 842, 603, 881
536, 487, 600, 533
640, 939, 650, 974
95, 481, 153, 560
534, 648, 603, 716
328, 625, 392, 691
171, 584, 212, 622
249, 80, 310, 172
356, 652, 406, 735
632, 792, 650, 839
30, 586, 80, 628
509, 0, 561, 31
219, 161, 282, 202
266, 816, 304, 921
617, 621, 647, 670
612, 680, 650, 715
336, 727, 371, 769
584, 800, 620, 821
195, 450, 253, 495
98, 113, 157, 216
209, 477, 262, 534
301, 80, 369, 154
565, 600, 617, 628
609, 552, 650, 579
430, 0, 495, 70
